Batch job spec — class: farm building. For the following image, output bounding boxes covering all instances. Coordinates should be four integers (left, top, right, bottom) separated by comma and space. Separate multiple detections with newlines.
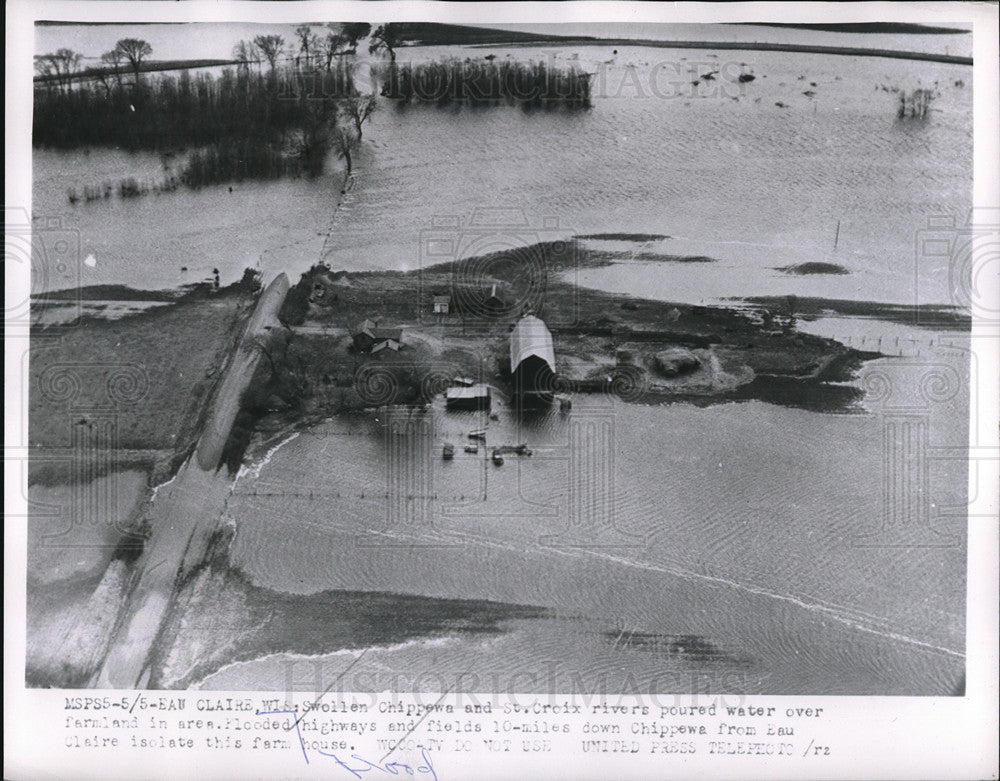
371, 338, 403, 354
509, 315, 556, 398
432, 295, 451, 314
445, 384, 492, 410
352, 319, 404, 353
483, 284, 506, 316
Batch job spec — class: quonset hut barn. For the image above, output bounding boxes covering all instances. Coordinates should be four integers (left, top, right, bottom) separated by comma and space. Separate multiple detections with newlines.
509, 315, 556, 399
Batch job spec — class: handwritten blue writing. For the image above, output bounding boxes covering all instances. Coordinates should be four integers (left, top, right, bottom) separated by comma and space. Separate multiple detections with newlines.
255, 710, 438, 779
319, 747, 437, 781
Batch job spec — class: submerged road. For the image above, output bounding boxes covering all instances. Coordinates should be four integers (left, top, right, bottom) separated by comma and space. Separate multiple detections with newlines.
94, 273, 289, 689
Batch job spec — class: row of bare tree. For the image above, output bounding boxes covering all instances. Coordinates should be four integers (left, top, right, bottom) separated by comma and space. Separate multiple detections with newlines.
35, 23, 406, 91
230, 23, 404, 73
34, 24, 405, 186
35, 37, 152, 93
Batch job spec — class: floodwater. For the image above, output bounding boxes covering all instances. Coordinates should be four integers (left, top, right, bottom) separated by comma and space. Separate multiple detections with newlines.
28, 25, 972, 693
192, 383, 966, 695
33, 30, 971, 306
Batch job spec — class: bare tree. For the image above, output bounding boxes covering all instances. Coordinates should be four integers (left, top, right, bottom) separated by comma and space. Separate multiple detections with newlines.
295, 93, 340, 177
318, 29, 347, 71
341, 23, 371, 54
100, 48, 125, 88
53, 48, 82, 90
295, 25, 318, 70
341, 94, 376, 140
232, 40, 253, 73
35, 49, 82, 93
95, 58, 114, 97
369, 23, 404, 63
115, 38, 153, 84
254, 35, 285, 72
242, 40, 263, 72
33, 55, 57, 93
332, 127, 358, 175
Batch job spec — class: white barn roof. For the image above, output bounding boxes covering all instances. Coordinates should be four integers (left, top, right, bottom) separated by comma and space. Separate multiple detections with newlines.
509, 315, 555, 375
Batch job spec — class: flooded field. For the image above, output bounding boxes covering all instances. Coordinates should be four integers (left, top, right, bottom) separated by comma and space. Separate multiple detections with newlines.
191, 387, 966, 694
34, 30, 971, 306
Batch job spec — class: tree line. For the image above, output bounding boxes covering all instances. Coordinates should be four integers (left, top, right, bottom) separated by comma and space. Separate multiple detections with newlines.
33, 23, 590, 193
34, 30, 387, 191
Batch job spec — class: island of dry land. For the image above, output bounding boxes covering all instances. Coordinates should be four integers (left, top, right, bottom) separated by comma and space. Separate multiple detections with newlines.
245, 239, 881, 450
31, 239, 886, 486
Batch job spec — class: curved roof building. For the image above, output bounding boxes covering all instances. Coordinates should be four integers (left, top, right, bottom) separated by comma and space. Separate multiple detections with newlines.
510, 315, 556, 397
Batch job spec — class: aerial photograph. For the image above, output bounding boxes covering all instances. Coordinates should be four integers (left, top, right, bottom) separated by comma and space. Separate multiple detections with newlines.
25, 19, 972, 695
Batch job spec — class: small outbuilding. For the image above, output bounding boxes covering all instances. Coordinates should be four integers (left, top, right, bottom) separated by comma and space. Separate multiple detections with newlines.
445, 384, 492, 410
371, 338, 403, 354
432, 295, 451, 315
483, 284, 506, 316
352, 319, 404, 353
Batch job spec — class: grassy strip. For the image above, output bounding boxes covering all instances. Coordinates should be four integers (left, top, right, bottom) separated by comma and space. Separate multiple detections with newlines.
33, 58, 239, 85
